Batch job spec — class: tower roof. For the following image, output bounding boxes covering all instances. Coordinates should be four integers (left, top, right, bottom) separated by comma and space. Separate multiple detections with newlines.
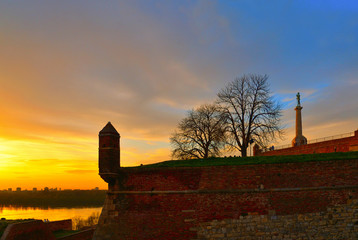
99, 122, 119, 136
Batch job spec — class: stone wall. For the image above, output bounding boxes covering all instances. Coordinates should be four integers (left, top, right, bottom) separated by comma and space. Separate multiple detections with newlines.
93, 159, 358, 240
196, 199, 358, 240
258, 130, 358, 156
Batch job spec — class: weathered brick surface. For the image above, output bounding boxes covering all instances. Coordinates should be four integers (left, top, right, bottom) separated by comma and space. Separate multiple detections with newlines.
93, 159, 358, 240
121, 159, 358, 191
197, 199, 358, 240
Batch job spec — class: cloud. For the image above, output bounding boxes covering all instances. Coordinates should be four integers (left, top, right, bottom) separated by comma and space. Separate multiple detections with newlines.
66, 169, 96, 174
0, 1, 225, 144
122, 147, 171, 166
0, 1, 357, 188
304, 81, 358, 132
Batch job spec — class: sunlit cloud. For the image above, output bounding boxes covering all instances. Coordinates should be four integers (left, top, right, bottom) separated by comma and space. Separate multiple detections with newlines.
66, 170, 97, 174
0, 1, 357, 189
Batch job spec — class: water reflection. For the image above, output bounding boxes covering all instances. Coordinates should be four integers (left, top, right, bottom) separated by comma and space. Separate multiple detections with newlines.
0, 206, 102, 222
0, 205, 53, 212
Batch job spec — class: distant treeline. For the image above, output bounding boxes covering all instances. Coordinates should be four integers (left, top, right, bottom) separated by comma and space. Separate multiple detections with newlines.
0, 190, 106, 208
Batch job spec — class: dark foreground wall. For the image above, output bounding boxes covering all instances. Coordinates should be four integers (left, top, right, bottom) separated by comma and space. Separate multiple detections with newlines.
0, 220, 55, 240
93, 159, 358, 240
46, 219, 72, 232
1, 219, 95, 240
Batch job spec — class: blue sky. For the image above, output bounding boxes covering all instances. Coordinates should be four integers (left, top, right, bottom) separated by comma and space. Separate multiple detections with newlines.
0, 0, 357, 187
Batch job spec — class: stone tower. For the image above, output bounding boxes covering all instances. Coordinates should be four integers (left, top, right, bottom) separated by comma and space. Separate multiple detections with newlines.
99, 122, 120, 184
292, 92, 307, 147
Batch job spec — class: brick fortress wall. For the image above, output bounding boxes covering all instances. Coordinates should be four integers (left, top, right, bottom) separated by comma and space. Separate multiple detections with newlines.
93, 159, 358, 240
256, 130, 358, 156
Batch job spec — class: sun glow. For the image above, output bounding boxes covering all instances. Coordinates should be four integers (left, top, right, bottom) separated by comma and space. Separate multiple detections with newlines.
0, 131, 171, 190
0, 136, 105, 189
1, 1, 357, 191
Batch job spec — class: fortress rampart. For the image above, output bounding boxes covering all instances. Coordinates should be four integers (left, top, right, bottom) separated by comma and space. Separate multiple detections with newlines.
255, 96, 358, 157
93, 123, 358, 239
255, 130, 358, 156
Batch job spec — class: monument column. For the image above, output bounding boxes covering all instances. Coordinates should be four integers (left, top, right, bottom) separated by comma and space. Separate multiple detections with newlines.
292, 92, 307, 147
295, 105, 303, 137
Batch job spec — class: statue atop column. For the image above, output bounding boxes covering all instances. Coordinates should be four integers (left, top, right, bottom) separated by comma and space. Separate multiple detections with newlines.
296, 92, 301, 106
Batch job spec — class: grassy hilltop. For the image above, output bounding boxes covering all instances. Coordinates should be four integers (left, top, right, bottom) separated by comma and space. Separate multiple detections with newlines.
131, 151, 358, 168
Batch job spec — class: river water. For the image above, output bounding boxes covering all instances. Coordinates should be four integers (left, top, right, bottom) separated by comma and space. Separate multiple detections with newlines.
0, 206, 102, 221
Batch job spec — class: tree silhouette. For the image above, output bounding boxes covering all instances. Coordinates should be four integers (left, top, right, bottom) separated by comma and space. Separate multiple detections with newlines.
170, 104, 226, 159
217, 74, 283, 157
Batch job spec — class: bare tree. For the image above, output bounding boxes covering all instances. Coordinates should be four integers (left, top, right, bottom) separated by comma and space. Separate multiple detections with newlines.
170, 104, 226, 160
217, 74, 283, 157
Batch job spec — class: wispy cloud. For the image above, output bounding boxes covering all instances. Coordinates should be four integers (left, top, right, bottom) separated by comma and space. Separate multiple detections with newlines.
0, 1, 357, 188
66, 170, 96, 174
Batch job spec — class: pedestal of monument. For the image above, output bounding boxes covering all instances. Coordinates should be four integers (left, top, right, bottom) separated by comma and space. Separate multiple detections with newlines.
292, 135, 307, 146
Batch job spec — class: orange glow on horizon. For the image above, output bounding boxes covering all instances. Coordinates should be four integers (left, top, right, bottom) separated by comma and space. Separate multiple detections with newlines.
1, 1, 357, 190
0, 132, 171, 190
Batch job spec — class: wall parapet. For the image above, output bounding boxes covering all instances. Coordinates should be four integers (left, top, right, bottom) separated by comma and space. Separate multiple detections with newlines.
257, 129, 358, 156
108, 184, 358, 195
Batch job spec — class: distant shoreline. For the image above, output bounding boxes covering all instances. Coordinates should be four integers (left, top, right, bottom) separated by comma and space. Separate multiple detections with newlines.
0, 190, 106, 208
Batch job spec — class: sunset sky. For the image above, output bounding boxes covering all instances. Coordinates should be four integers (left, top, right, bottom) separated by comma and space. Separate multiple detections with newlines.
1, 1, 357, 190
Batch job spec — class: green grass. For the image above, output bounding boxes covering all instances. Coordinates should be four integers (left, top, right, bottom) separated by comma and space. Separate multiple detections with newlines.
53, 230, 79, 238
128, 151, 358, 168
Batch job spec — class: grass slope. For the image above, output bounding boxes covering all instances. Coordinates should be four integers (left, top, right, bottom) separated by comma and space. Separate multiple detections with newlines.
53, 230, 79, 238
129, 151, 358, 168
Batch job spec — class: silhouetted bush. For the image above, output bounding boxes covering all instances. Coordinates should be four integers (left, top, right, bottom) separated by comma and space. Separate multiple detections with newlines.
72, 212, 100, 230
